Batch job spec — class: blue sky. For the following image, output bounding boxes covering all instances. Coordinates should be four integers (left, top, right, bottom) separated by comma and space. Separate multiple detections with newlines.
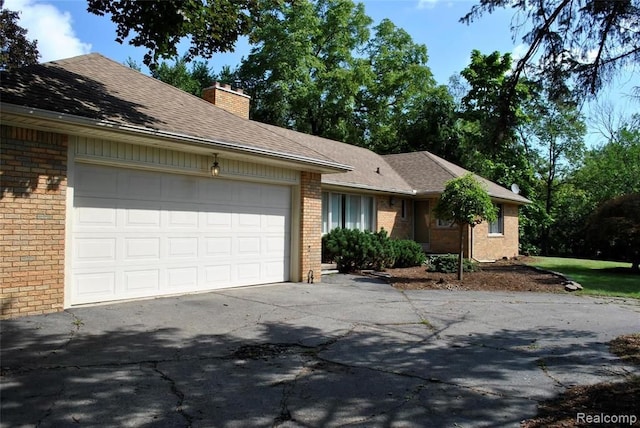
5, 0, 639, 145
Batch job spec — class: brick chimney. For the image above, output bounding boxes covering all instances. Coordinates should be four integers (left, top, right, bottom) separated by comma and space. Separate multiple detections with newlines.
202, 82, 251, 119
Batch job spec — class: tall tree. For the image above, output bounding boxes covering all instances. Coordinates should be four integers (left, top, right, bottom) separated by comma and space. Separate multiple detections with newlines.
86, 0, 258, 68
0, 0, 39, 70
456, 50, 535, 193
434, 174, 497, 280
355, 18, 435, 153
151, 56, 235, 96
527, 91, 586, 254
236, 0, 372, 142
461, 0, 640, 99
573, 124, 640, 206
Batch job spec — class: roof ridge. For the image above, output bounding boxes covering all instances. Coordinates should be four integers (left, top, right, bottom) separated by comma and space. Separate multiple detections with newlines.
423, 151, 464, 179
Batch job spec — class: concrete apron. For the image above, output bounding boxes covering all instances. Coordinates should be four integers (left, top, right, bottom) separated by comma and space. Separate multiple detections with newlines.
2, 274, 639, 427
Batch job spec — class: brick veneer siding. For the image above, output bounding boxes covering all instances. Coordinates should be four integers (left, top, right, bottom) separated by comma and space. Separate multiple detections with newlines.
472, 203, 520, 260
300, 172, 322, 282
376, 196, 413, 239
1, 125, 68, 319
202, 84, 251, 120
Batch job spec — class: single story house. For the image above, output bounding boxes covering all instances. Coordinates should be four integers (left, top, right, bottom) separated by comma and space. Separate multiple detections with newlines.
0, 54, 529, 318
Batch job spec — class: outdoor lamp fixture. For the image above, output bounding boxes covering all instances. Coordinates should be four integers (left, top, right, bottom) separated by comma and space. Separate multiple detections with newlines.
211, 153, 220, 177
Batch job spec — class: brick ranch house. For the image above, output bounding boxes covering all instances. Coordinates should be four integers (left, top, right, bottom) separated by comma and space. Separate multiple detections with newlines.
0, 54, 530, 318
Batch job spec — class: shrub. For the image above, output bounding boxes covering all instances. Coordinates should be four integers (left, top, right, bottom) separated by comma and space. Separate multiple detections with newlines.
323, 228, 394, 273
427, 254, 478, 274
391, 240, 426, 268
322, 228, 427, 272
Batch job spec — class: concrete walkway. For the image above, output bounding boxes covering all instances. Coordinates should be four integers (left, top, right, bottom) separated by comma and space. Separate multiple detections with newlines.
2, 274, 639, 427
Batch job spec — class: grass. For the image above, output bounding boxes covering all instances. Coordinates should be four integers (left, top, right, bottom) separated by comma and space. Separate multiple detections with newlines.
526, 257, 640, 299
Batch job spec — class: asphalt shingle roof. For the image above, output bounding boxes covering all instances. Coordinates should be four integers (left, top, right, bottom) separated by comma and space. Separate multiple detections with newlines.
383, 151, 531, 204
0, 53, 341, 167
1, 53, 530, 203
255, 123, 414, 194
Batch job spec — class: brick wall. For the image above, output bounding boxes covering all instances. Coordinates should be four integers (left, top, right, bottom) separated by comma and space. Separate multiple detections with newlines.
1, 125, 68, 319
472, 203, 520, 260
300, 171, 322, 283
376, 196, 413, 239
202, 83, 251, 119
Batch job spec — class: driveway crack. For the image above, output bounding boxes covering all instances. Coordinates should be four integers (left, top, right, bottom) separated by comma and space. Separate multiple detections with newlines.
150, 362, 194, 426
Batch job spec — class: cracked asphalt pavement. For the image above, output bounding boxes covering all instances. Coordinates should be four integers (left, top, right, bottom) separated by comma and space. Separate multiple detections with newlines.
2, 275, 639, 427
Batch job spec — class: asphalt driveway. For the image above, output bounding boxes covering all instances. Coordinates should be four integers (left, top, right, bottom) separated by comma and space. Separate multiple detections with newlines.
2, 275, 639, 427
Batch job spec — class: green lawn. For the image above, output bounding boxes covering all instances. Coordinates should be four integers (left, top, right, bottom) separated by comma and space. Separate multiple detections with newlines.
526, 257, 640, 299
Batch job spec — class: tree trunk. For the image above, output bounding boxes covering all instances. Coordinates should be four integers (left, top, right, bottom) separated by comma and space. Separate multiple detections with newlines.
633, 259, 639, 273
458, 224, 464, 281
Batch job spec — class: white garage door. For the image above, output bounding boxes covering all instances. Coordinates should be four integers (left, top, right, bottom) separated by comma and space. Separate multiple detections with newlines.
71, 164, 290, 305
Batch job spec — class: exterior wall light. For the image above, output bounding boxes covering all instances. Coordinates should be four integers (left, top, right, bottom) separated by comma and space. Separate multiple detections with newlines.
211, 153, 220, 177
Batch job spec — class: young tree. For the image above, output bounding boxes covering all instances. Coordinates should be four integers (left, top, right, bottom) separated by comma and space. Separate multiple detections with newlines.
0, 0, 39, 70
434, 174, 497, 280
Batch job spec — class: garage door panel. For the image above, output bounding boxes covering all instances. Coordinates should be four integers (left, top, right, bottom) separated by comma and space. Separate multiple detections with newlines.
203, 236, 232, 257
168, 237, 198, 258
72, 164, 290, 305
124, 237, 161, 260
121, 172, 162, 200
203, 265, 232, 285
167, 266, 198, 289
75, 200, 118, 229
162, 175, 199, 201
124, 269, 160, 292
204, 209, 232, 229
74, 271, 116, 303
74, 238, 117, 263
75, 168, 118, 197
123, 204, 161, 228
237, 263, 260, 282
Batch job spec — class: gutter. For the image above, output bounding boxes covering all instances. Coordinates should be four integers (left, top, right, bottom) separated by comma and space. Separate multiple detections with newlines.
1, 103, 353, 173
321, 179, 417, 196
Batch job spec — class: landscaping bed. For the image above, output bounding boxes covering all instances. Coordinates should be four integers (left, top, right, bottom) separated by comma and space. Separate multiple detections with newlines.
387, 257, 568, 293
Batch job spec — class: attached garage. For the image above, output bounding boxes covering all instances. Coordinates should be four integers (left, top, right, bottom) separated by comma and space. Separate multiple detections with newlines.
71, 163, 291, 305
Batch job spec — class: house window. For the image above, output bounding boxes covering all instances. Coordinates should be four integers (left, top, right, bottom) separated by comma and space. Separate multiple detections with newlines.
489, 204, 504, 235
401, 199, 407, 219
322, 192, 375, 233
436, 218, 455, 228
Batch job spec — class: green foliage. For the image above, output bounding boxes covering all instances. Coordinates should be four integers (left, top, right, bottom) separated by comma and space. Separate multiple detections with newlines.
87, 0, 257, 69
461, 0, 640, 99
573, 128, 640, 206
390, 240, 426, 268
151, 56, 236, 96
585, 193, 640, 271
433, 174, 497, 227
528, 257, 640, 298
433, 174, 496, 280
0, 0, 40, 70
322, 228, 424, 273
236, 0, 440, 148
427, 255, 478, 274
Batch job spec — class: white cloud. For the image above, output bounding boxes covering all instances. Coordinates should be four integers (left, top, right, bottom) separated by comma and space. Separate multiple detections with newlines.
4, 0, 91, 62
417, 0, 439, 10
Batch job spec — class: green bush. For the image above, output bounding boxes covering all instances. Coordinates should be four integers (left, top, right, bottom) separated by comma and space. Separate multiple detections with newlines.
391, 240, 426, 268
427, 254, 478, 273
322, 228, 425, 272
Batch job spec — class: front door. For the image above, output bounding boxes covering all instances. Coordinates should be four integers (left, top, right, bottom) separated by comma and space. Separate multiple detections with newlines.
414, 200, 430, 250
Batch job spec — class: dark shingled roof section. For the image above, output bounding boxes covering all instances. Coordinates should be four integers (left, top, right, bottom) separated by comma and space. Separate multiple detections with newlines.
255, 123, 414, 194
383, 151, 531, 204
0, 53, 339, 166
